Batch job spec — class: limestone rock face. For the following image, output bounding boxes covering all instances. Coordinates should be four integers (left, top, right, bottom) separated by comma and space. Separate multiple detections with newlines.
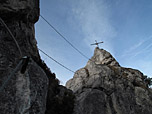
66, 48, 152, 114
0, 0, 39, 23
0, 59, 48, 114
0, 1, 75, 114
0, 0, 48, 114
87, 47, 120, 67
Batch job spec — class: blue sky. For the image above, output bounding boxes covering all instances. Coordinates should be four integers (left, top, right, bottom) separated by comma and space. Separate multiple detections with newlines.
36, 0, 152, 85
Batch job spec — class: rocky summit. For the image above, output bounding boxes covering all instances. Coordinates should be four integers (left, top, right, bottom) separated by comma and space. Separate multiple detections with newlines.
1, 0, 152, 114
66, 47, 152, 114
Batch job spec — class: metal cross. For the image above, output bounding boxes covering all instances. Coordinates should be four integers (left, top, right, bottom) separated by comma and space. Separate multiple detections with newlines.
91, 40, 104, 47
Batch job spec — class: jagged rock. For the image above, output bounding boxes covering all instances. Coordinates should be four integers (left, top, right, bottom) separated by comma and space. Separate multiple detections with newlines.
66, 48, 152, 114
0, 1, 75, 114
0, 0, 48, 114
87, 47, 120, 66
0, 0, 39, 23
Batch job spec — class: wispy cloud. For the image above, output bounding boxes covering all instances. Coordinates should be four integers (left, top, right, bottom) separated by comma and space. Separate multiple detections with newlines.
72, 0, 116, 54
125, 41, 144, 54
122, 36, 152, 58
133, 42, 152, 57
120, 35, 152, 78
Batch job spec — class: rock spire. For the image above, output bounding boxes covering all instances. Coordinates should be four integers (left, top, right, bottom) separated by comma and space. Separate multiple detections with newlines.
66, 47, 152, 114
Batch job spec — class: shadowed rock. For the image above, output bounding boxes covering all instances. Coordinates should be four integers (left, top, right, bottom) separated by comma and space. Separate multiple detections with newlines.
0, 1, 75, 114
0, 0, 49, 114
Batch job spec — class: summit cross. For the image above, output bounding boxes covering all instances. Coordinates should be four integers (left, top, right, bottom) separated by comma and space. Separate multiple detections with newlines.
91, 40, 104, 47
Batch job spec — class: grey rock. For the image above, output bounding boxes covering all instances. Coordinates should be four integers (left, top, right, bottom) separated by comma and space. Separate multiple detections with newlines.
0, 59, 49, 114
0, 0, 49, 114
0, 1, 75, 114
66, 48, 152, 114
87, 47, 120, 67
0, 0, 39, 23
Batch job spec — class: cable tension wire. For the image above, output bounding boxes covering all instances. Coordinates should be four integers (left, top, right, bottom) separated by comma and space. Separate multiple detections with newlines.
38, 48, 75, 73
40, 15, 90, 60
0, 17, 22, 57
